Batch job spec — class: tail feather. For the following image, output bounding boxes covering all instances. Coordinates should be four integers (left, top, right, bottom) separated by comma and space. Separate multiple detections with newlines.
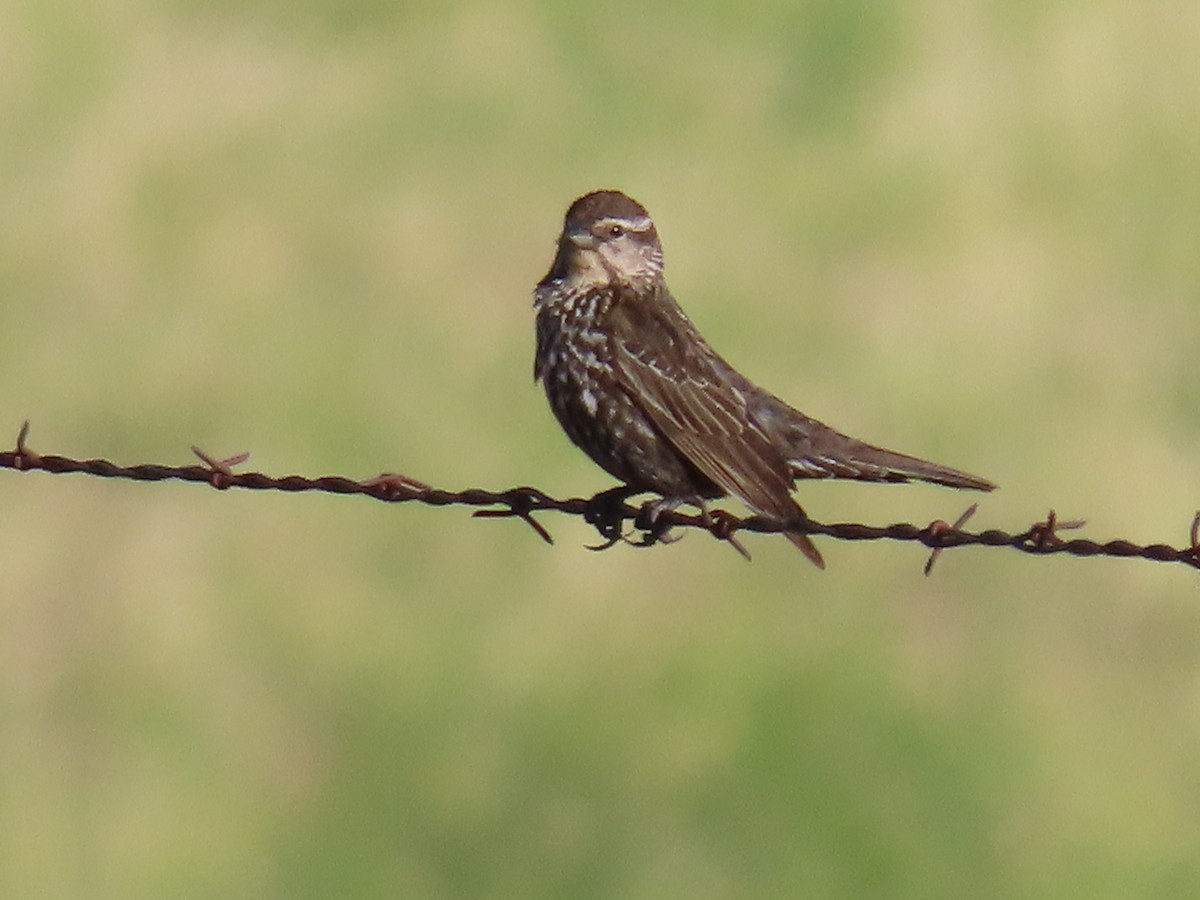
789, 440, 996, 492
748, 397, 995, 492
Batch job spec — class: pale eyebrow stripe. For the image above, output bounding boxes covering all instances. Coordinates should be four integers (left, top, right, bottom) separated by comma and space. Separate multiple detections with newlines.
595, 215, 653, 232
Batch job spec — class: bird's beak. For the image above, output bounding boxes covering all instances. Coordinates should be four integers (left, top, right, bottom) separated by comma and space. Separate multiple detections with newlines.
568, 231, 599, 251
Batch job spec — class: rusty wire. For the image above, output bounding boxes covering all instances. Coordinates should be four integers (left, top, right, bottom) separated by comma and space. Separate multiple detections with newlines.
3, 421, 1198, 573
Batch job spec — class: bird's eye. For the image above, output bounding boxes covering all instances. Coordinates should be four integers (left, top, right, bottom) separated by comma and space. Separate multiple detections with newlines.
607, 224, 625, 238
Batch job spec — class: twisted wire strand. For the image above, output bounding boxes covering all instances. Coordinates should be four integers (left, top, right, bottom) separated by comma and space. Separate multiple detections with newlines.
3, 422, 1198, 572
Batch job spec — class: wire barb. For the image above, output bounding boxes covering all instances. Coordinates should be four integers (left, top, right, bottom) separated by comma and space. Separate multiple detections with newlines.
1021, 509, 1087, 552
2, 422, 1197, 573
361, 472, 433, 501
12, 420, 38, 469
701, 507, 753, 562
471, 490, 554, 545
924, 503, 979, 576
191, 446, 251, 489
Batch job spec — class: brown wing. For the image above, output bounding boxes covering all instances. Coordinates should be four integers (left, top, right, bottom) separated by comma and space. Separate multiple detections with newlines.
608, 293, 824, 567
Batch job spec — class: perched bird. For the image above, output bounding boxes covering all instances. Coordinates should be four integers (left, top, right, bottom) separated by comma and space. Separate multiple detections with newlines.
533, 190, 995, 567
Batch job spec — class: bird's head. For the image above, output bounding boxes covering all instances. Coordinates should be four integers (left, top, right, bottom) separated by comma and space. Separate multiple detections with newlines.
542, 190, 664, 291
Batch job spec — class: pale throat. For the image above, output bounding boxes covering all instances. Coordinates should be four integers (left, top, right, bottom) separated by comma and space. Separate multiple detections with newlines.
563, 249, 613, 286
565, 248, 659, 293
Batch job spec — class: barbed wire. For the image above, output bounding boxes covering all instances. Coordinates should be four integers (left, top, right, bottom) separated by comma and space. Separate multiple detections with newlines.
3, 421, 1198, 573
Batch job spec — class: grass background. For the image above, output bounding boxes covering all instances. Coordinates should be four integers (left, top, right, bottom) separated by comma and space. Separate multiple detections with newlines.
3, 1, 1200, 897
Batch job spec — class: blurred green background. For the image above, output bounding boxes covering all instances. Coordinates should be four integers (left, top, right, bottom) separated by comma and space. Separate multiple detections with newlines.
3, 1, 1200, 897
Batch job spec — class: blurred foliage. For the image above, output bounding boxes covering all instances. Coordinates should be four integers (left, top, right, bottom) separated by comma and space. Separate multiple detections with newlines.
2, 1, 1200, 897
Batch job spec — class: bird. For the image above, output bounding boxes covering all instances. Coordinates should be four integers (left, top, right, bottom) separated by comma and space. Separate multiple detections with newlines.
533, 189, 995, 567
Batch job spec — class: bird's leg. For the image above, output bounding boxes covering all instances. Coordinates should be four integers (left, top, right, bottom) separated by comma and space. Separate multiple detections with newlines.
631, 495, 703, 547
583, 485, 642, 551
631, 498, 753, 559
590, 491, 748, 556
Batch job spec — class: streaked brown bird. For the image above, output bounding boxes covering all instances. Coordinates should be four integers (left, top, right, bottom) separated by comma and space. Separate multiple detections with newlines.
533, 190, 995, 567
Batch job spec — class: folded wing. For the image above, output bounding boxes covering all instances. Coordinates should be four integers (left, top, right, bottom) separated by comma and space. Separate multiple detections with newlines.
609, 297, 824, 567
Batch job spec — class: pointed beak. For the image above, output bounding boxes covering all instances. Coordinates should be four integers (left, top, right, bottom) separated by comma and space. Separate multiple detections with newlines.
568, 230, 598, 251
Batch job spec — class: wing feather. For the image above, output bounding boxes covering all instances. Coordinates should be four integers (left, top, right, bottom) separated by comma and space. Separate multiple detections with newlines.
609, 295, 824, 566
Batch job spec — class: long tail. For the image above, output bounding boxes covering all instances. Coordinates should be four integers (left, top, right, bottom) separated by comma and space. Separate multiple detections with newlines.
788, 439, 996, 491
746, 394, 995, 492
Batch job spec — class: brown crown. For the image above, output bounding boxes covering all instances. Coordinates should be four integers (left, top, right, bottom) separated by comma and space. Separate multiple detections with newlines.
564, 190, 651, 228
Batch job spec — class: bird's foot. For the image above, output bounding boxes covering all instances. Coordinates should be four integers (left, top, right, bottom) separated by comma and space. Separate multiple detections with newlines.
586, 491, 749, 557
629, 496, 691, 548
629, 497, 752, 558
583, 485, 642, 551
